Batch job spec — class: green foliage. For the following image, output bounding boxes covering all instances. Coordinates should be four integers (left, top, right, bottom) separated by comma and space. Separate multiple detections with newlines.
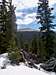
24, 41, 29, 51
0, 0, 8, 53
0, 0, 23, 64
0, 0, 17, 53
36, 0, 56, 60
29, 35, 38, 55
8, 48, 22, 65
0, 32, 8, 53
18, 33, 24, 49
8, 38, 23, 65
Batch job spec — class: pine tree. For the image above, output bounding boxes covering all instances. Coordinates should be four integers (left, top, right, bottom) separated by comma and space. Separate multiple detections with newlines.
36, 0, 56, 59
6, 1, 23, 64
0, 0, 17, 53
30, 34, 38, 55
18, 33, 24, 49
24, 41, 28, 50
0, 0, 8, 53
7, 0, 16, 37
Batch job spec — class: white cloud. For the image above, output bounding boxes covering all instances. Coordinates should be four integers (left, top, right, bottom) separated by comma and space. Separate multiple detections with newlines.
23, 17, 34, 24
16, 19, 23, 25
15, 12, 25, 17
12, 0, 37, 28
25, 13, 36, 18
12, 0, 56, 11
15, 0, 38, 10
1, 0, 56, 9
16, 13, 36, 25
12, 0, 56, 29
12, 0, 19, 6
16, 17, 34, 25
49, 0, 56, 5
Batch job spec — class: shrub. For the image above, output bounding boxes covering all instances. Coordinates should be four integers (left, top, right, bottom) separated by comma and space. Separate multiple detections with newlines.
8, 48, 23, 65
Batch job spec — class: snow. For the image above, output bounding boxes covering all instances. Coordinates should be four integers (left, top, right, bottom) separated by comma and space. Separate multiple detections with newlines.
0, 53, 10, 68
0, 53, 56, 75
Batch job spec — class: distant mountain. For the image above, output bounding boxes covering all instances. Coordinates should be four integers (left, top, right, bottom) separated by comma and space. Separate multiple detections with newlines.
18, 28, 34, 31
17, 28, 39, 32
17, 28, 41, 42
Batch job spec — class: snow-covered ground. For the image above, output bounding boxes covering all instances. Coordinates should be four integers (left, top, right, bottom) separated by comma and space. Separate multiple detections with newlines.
0, 53, 56, 75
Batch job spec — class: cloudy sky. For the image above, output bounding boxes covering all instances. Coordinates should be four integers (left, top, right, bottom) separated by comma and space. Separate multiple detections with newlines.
12, 0, 56, 30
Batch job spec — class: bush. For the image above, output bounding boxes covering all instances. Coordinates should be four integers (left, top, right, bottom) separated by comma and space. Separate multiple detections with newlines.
7, 38, 24, 65
8, 48, 23, 65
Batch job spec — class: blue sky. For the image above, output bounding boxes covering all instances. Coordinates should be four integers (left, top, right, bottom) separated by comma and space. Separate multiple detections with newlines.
11, 0, 56, 30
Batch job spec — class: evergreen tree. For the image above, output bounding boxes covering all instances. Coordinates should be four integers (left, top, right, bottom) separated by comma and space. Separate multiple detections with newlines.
36, 0, 56, 59
7, 1, 23, 64
24, 41, 29, 52
0, 0, 17, 53
30, 34, 38, 55
18, 33, 24, 49
0, 0, 8, 53
7, 0, 16, 37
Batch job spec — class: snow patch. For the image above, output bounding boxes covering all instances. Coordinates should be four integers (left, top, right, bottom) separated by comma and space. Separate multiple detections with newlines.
0, 53, 56, 75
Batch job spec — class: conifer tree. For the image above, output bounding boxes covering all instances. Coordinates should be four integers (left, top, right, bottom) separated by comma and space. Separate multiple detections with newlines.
19, 33, 24, 49
36, 0, 56, 59
0, 0, 8, 53
7, 0, 16, 38
30, 35, 38, 55
0, 0, 17, 53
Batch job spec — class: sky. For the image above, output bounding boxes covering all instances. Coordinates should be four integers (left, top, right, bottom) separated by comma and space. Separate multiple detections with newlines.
7, 0, 56, 30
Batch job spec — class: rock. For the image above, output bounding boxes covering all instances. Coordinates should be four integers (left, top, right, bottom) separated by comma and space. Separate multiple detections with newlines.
20, 49, 38, 69
40, 57, 56, 72
28, 62, 38, 69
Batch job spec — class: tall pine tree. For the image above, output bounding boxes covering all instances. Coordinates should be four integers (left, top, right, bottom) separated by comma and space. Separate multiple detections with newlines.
30, 34, 38, 55
36, 0, 56, 59
0, 0, 8, 53
0, 0, 17, 53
